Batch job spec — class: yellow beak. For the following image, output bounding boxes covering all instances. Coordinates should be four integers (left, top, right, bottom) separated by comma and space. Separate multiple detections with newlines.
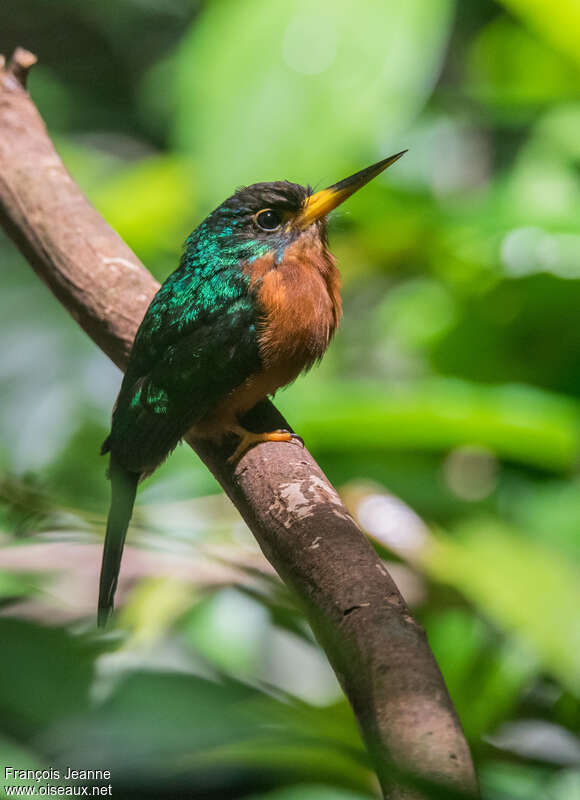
295, 150, 407, 229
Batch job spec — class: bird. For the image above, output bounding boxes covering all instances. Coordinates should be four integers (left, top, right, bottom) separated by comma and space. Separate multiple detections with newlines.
98, 151, 406, 626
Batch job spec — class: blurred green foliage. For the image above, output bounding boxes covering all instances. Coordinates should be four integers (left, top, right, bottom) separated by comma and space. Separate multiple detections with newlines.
1, 1, 580, 798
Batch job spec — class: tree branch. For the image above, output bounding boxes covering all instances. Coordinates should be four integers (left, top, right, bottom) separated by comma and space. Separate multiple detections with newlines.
0, 50, 478, 800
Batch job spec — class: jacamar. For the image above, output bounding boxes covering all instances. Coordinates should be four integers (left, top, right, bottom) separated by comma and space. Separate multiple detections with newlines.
98, 151, 406, 625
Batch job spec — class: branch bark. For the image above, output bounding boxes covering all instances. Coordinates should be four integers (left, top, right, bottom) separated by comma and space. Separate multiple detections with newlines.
0, 49, 478, 800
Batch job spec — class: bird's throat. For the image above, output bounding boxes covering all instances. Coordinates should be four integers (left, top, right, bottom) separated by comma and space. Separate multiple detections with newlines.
245, 229, 342, 372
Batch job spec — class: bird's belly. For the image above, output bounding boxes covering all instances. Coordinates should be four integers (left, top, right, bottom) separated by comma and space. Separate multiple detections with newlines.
189, 362, 298, 440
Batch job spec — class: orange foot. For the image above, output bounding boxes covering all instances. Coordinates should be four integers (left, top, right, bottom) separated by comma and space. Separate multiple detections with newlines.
227, 427, 304, 464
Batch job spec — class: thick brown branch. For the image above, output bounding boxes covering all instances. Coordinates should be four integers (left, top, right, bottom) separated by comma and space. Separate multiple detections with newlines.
0, 51, 478, 800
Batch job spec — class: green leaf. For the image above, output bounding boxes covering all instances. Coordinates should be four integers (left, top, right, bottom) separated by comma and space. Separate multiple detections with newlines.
175, 0, 454, 203
423, 519, 580, 694
505, 478, 580, 560
53, 671, 370, 794
0, 734, 51, 799
467, 16, 580, 112
480, 760, 579, 800
92, 155, 194, 265
0, 620, 96, 737
496, 0, 580, 70
426, 610, 538, 740
246, 785, 373, 800
0, 569, 40, 602
278, 377, 580, 472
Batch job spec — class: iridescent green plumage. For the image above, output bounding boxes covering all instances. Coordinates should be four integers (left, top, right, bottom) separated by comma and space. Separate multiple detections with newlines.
99, 154, 406, 626
102, 182, 307, 475
99, 181, 310, 624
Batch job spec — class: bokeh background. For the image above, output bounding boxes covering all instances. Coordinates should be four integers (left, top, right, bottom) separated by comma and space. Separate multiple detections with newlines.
1, 1, 580, 798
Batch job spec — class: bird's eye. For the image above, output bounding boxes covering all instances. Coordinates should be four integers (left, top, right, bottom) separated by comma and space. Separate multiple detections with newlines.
255, 209, 282, 231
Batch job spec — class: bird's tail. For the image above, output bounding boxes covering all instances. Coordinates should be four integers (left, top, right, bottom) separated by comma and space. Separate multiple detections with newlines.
98, 456, 140, 627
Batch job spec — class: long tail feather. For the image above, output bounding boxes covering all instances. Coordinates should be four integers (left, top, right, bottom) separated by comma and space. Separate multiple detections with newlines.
98, 457, 140, 627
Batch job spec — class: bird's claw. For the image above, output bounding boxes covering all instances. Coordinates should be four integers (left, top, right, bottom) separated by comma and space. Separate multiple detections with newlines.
288, 432, 305, 448
227, 428, 304, 464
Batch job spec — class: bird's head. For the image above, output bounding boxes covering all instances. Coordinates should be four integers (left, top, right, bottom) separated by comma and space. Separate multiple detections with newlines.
187, 152, 406, 269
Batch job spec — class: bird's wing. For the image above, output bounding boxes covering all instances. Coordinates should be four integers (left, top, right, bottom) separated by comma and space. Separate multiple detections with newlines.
105, 268, 262, 472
